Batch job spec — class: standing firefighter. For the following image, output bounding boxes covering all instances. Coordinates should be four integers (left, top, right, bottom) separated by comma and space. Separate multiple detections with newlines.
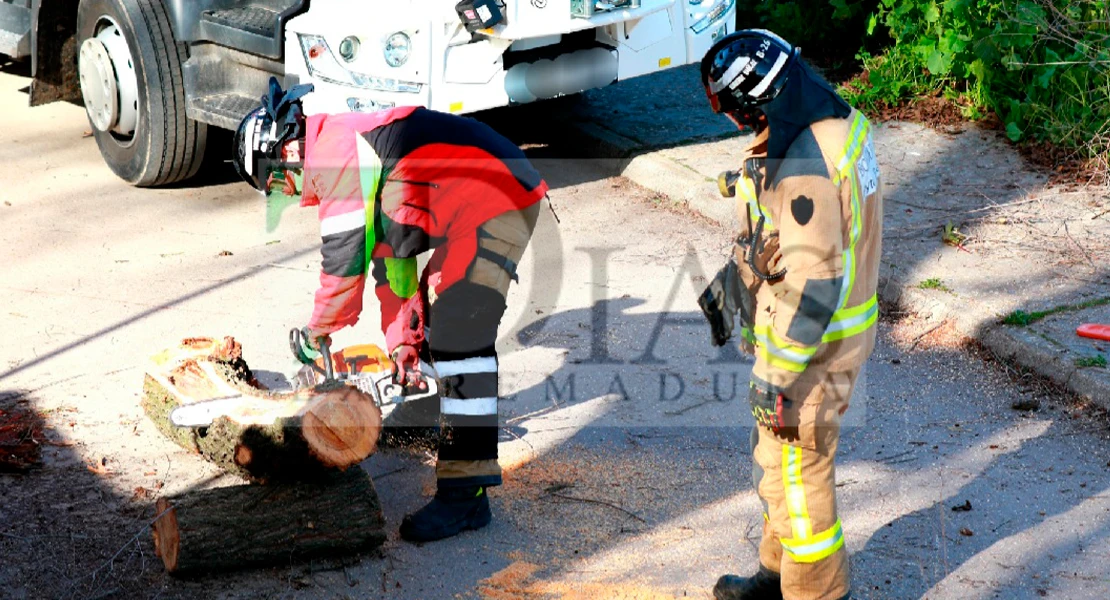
233, 79, 548, 542
697, 30, 882, 600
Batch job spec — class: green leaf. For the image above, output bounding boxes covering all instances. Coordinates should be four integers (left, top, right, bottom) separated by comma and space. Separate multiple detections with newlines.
1035, 66, 1057, 88
924, 1, 941, 22
927, 50, 949, 75
867, 12, 879, 35
1006, 122, 1022, 142
968, 58, 987, 82
829, 0, 852, 20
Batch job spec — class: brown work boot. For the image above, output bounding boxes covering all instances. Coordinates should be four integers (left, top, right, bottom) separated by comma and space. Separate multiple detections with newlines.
713, 565, 783, 600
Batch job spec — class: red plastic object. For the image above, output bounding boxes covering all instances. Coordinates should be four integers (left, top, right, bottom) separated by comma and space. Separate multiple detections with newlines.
1077, 324, 1110, 342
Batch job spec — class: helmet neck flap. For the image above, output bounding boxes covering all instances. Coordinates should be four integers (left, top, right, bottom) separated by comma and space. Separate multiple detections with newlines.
760, 59, 852, 178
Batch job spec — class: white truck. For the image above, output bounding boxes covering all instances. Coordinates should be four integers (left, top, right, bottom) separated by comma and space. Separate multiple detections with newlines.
0, 0, 735, 186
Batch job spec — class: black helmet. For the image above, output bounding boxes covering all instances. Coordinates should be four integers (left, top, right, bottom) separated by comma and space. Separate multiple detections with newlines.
232, 77, 315, 192
700, 29, 799, 114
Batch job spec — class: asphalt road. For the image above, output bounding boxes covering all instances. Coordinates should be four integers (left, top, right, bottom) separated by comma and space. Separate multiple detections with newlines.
1, 61, 1109, 600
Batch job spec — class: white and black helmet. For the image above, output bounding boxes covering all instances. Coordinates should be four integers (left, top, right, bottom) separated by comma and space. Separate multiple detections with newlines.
701, 29, 800, 114
232, 77, 314, 192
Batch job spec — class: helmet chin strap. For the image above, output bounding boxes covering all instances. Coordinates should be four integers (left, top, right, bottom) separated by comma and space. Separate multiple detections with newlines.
726, 109, 767, 132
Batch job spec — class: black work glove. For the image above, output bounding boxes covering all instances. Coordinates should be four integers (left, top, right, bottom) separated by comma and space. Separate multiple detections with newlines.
698, 258, 752, 346
749, 382, 799, 442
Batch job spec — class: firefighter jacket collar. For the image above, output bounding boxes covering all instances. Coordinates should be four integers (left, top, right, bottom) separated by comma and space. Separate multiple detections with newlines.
760, 60, 851, 180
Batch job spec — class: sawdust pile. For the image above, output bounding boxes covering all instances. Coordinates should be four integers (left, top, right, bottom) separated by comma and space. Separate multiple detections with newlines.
888, 317, 970, 351
477, 561, 709, 600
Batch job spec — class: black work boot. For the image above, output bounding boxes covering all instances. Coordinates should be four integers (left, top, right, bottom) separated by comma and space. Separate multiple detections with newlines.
713, 565, 783, 600
399, 485, 492, 543
379, 396, 440, 451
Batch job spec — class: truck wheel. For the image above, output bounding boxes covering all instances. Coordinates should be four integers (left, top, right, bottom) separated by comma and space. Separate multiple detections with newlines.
77, 0, 206, 186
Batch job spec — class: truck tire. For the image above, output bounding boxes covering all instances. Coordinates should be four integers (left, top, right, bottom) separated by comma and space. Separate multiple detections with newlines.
77, 0, 206, 186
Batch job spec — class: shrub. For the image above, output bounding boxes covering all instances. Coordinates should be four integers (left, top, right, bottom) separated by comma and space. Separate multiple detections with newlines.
842, 0, 1110, 157
734, 0, 882, 69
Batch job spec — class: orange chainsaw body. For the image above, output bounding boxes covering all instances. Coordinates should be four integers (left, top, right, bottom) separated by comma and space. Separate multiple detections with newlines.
318, 343, 393, 376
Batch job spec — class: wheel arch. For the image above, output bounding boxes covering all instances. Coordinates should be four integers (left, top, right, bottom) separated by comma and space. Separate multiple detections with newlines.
27, 0, 201, 106
29, 0, 80, 106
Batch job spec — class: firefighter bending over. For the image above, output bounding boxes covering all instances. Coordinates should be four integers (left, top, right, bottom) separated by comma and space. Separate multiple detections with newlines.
233, 79, 548, 543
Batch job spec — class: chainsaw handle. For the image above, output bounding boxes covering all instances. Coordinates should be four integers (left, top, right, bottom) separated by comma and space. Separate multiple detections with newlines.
289, 328, 335, 381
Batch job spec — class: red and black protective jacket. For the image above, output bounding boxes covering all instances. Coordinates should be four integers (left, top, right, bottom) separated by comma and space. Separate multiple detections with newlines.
300, 106, 548, 351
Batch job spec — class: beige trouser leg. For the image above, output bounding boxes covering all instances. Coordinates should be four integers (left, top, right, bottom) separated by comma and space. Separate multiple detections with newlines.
751, 366, 857, 600
433, 201, 542, 486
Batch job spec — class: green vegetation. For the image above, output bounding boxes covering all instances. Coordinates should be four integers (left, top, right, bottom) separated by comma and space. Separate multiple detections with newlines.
917, 277, 953, 292
1001, 296, 1110, 326
1074, 355, 1108, 368
737, 1, 1110, 158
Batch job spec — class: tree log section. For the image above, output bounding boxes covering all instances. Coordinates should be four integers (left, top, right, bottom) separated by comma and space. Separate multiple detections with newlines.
151, 468, 386, 576
141, 337, 383, 482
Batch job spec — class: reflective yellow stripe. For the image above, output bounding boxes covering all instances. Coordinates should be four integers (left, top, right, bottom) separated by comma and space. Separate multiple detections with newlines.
740, 176, 776, 231
824, 294, 879, 342
782, 445, 812, 539
842, 169, 864, 303
828, 112, 872, 312
782, 519, 845, 563
754, 325, 817, 372
836, 114, 869, 305
834, 113, 870, 183
755, 295, 877, 363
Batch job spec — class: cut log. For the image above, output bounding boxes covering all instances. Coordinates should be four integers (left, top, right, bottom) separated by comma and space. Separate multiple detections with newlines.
151, 468, 386, 576
142, 337, 384, 482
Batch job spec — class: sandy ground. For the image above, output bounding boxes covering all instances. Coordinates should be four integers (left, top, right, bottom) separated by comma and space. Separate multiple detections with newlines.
1, 59, 1109, 600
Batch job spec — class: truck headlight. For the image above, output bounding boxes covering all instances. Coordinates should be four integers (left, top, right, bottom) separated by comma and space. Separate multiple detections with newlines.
298, 34, 422, 93
339, 36, 360, 63
384, 33, 411, 68
691, 0, 735, 34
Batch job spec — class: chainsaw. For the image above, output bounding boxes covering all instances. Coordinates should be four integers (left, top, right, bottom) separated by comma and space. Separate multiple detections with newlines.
287, 328, 439, 408
167, 329, 438, 428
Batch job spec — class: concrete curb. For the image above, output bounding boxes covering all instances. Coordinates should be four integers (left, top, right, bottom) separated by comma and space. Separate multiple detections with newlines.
565, 118, 1110, 410
554, 118, 740, 228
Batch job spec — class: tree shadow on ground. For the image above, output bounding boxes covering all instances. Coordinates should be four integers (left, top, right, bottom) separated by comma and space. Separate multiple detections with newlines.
843, 329, 1110, 599
0, 388, 167, 599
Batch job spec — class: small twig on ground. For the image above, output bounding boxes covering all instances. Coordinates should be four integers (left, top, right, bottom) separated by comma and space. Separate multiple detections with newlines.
664, 399, 715, 416
876, 450, 916, 464
504, 405, 558, 425
909, 321, 948, 351
371, 466, 408, 481
82, 588, 120, 600
743, 519, 761, 554
546, 492, 647, 523
380, 554, 395, 593
265, 263, 316, 272
890, 199, 954, 212
500, 425, 537, 464
1063, 221, 1097, 269
66, 506, 172, 596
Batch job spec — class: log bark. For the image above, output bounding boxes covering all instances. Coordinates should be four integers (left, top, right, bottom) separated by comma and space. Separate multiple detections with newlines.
151, 468, 386, 576
142, 337, 383, 482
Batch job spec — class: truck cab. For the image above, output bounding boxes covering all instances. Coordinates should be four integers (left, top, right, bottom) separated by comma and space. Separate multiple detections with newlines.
1, 0, 734, 185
